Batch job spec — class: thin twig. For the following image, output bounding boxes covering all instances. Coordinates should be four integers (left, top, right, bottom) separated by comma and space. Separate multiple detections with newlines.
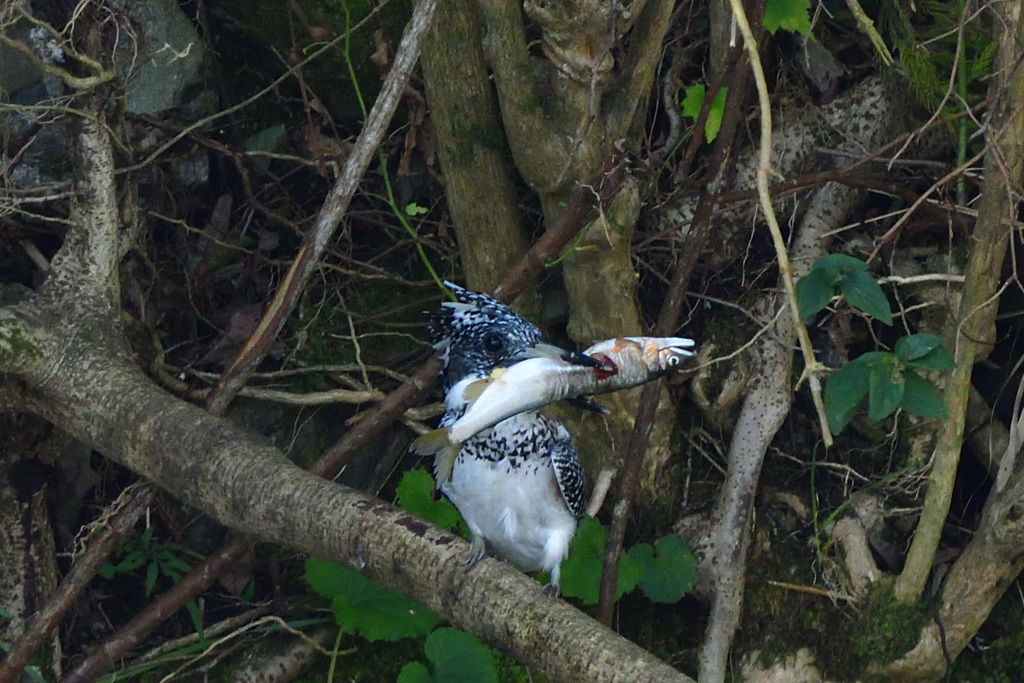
729, 0, 832, 446
205, 0, 440, 415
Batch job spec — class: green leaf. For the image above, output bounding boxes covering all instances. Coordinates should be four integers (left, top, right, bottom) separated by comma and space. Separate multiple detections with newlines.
812, 253, 869, 277
559, 517, 642, 604
704, 87, 727, 143
185, 599, 205, 640
868, 357, 904, 422
796, 268, 838, 319
901, 370, 947, 419
628, 536, 696, 604
894, 334, 942, 361
398, 662, 433, 683
396, 468, 462, 532
824, 362, 871, 433
405, 203, 429, 217
840, 268, 892, 324
304, 558, 440, 641
424, 628, 498, 683
98, 563, 117, 580
763, 0, 811, 34
681, 84, 705, 121
681, 84, 727, 143
906, 345, 955, 371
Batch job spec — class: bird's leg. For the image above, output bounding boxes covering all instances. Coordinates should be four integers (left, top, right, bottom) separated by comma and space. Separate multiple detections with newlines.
542, 565, 562, 597
465, 535, 486, 566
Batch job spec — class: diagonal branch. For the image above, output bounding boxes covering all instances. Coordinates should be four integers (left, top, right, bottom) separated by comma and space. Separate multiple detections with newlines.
5, 297, 690, 682
55, 152, 629, 681
206, 0, 439, 415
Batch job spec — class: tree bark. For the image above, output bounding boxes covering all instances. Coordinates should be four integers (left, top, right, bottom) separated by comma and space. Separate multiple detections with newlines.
420, 0, 535, 307
0, 301, 689, 683
893, 0, 1024, 606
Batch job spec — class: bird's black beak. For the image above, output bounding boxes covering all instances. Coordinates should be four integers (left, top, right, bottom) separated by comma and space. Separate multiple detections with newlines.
523, 343, 608, 369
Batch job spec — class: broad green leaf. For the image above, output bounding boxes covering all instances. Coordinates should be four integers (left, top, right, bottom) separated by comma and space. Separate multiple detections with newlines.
868, 358, 904, 422
559, 517, 641, 604
811, 253, 868, 277
906, 345, 955, 371
796, 268, 838, 318
840, 268, 892, 324
703, 87, 728, 142
424, 628, 498, 683
398, 662, 433, 683
824, 363, 870, 433
304, 558, 440, 641
681, 84, 706, 121
763, 0, 812, 34
399, 661, 432, 683
894, 334, 942, 361
396, 468, 463, 532
901, 370, 947, 419
628, 536, 696, 604
681, 84, 728, 143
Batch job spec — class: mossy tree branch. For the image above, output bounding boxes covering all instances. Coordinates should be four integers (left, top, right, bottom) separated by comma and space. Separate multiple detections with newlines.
893, 0, 1024, 605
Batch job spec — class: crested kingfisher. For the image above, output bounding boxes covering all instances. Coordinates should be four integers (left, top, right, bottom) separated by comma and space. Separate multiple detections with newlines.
413, 282, 589, 593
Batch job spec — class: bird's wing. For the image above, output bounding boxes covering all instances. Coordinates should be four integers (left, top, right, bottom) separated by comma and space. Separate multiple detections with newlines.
549, 438, 586, 519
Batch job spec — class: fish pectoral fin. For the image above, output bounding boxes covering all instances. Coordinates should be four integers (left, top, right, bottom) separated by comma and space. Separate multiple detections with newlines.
410, 429, 460, 488
462, 378, 491, 404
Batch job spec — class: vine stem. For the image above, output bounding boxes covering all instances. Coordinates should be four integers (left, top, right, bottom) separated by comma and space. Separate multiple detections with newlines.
724, 0, 833, 447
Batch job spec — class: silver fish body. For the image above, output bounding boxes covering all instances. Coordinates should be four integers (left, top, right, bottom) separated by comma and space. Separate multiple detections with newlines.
447, 336, 695, 444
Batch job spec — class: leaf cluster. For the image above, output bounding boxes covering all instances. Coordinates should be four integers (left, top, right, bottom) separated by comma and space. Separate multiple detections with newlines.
797, 254, 956, 433
796, 254, 892, 324
559, 517, 697, 606
99, 526, 206, 636
825, 334, 953, 433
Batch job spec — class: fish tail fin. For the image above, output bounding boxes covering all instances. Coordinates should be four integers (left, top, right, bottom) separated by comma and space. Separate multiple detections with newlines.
410, 429, 459, 488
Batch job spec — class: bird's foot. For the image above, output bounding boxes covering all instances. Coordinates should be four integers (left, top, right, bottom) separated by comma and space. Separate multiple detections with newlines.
542, 582, 561, 598
464, 536, 486, 566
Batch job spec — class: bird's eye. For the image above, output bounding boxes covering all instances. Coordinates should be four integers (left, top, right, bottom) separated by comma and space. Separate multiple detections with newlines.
483, 332, 505, 353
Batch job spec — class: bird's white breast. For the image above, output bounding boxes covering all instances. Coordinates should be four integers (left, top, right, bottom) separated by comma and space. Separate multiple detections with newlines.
441, 412, 577, 574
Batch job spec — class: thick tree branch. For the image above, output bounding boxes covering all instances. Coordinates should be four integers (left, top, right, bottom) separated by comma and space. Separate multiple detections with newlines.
894, 0, 1024, 604
2, 302, 689, 682
476, 0, 567, 191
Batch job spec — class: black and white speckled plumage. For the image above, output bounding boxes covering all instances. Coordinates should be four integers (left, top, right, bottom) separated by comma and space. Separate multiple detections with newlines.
428, 283, 586, 589
429, 284, 546, 392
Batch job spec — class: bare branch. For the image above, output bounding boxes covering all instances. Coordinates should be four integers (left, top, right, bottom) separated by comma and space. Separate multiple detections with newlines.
206, 0, 440, 414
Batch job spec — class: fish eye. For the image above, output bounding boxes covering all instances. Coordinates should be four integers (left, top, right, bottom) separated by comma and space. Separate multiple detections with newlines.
483, 332, 505, 353
667, 355, 680, 367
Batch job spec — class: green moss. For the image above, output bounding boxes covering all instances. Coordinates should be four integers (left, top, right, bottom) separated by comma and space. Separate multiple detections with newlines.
0, 320, 40, 364
737, 524, 866, 680
849, 582, 927, 666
